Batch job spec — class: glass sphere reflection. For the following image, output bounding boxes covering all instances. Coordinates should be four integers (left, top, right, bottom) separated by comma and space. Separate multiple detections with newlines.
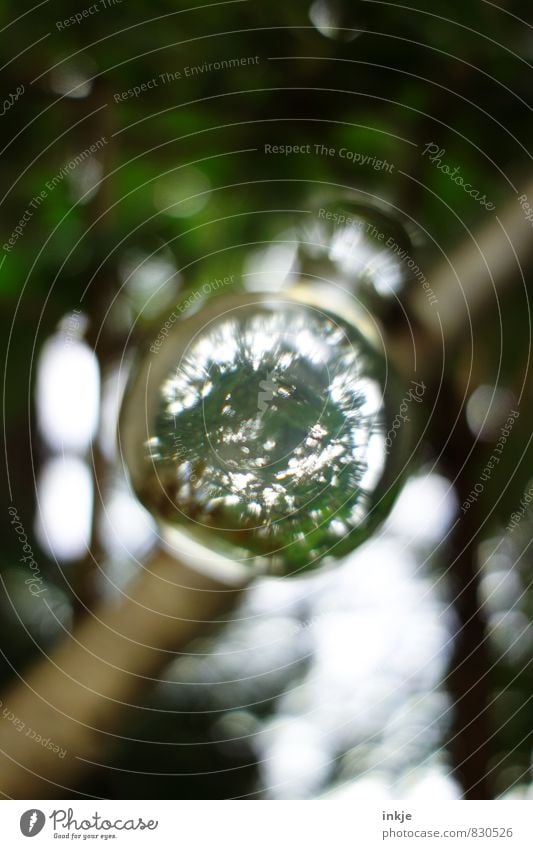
298, 199, 417, 304
120, 292, 407, 577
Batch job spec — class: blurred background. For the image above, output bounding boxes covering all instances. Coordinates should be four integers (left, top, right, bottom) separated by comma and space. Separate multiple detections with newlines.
1, 0, 533, 800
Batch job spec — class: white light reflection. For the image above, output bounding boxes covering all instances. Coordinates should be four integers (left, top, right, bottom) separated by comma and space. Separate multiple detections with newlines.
248, 472, 456, 798
243, 236, 299, 292
309, 0, 360, 42
260, 718, 331, 799
157, 472, 457, 798
299, 208, 413, 301
119, 252, 181, 319
49, 63, 94, 99
68, 156, 103, 204
153, 167, 210, 218
466, 384, 516, 442
98, 481, 157, 559
35, 456, 93, 561
330, 224, 403, 295
37, 334, 100, 452
384, 472, 458, 547
99, 363, 129, 461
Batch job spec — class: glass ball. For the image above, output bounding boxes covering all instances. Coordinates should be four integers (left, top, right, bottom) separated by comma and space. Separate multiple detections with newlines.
120, 290, 409, 579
